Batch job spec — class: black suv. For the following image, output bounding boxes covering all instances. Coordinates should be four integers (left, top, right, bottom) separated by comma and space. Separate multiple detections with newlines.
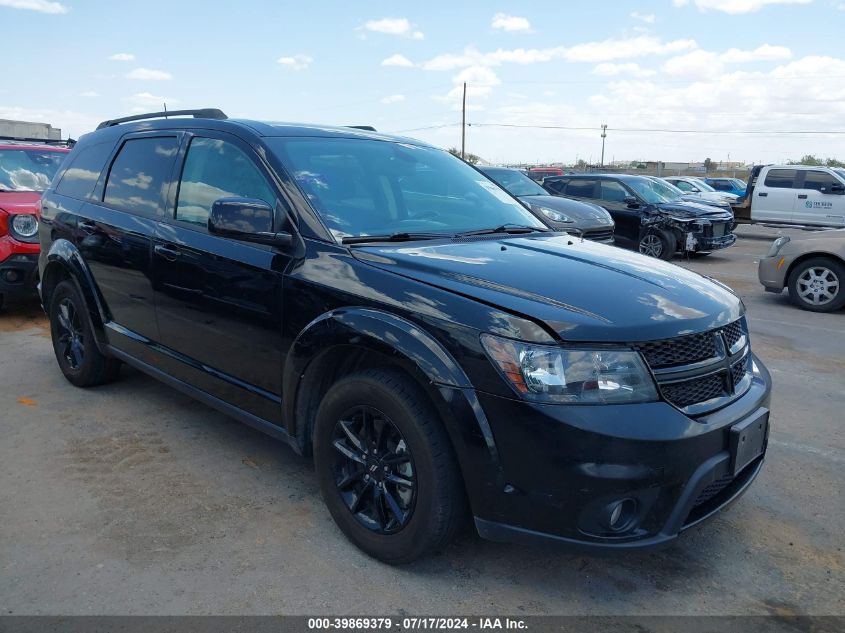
543, 174, 736, 259
38, 110, 771, 563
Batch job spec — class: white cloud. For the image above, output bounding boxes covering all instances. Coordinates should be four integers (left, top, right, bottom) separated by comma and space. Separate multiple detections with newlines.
277, 54, 312, 71
593, 62, 656, 77
433, 66, 501, 111
78, 91, 99, 97
720, 44, 792, 62
673, 0, 813, 13
109, 52, 135, 61
0, 0, 68, 14
630, 11, 656, 22
380, 94, 405, 104
491, 12, 532, 32
663, 49, 723, 79
126, 67, 173, 80
362, 17, 424, 39
381, 54, 414, 67
125, 92, 178, 112
421, 37, 697, 71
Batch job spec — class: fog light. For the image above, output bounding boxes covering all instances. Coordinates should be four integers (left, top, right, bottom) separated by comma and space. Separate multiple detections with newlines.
2, 269, 21, 283
606, 498, 637, 532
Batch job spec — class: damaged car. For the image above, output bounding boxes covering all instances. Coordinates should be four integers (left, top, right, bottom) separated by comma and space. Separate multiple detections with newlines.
543, 174, 736, 260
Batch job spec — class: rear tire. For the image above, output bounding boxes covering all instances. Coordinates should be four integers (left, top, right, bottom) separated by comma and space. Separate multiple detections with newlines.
49, 280, 121, 387
787, 257, 845, 313
313, 368, 465, 564
639, 229, 676, 260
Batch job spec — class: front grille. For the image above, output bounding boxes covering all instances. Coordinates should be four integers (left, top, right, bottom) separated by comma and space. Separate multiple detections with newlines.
712, 223, 726, 238
634, 318, 751, 413
693, 473, 735, 508
582, 228, 614, 242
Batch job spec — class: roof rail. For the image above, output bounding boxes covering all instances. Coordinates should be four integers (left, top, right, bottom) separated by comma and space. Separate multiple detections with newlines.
346, 125, 377, 132
0, 135, 76, 148
96, 108, 228, 130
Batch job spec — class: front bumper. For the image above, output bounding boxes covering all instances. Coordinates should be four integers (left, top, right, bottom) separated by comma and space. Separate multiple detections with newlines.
0, 251, 39, 299
758, 255, 789, 292
472, 354, 772, 553
692, 232, 737, 252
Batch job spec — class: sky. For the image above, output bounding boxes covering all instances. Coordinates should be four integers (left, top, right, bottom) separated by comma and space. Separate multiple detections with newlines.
2, 0, 844, 165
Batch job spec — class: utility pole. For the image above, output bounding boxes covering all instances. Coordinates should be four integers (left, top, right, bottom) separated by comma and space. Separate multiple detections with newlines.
600, 124, 608, 167
461, 82, 467, 160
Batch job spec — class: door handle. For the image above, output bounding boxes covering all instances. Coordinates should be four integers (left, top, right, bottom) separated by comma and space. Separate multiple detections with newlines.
758, 192, 768, 197
797, 194, 808, 199
79, 220, 98, 231
154, 244, 182, 261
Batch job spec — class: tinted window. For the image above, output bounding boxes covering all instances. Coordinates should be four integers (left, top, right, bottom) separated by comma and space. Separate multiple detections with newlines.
764, 169, 797, 189
55, 142, 112, 200
103, 137, 179, 217
543, 179, 568, 194
599, 180, 628, 202
176, 137, 275, 227
709, 180, 730, 191
801, 170, 840, 192
674, 180, 696, 192
565, 179, 598, 198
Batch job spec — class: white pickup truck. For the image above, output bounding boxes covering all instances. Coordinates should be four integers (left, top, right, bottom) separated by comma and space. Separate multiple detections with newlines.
732, 164, 845, 227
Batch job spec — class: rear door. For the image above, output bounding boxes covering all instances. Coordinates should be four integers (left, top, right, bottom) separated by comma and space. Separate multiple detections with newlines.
77, 132, 181, 363
151, 131, 292, 423
793, 169, 845, 226
753, 168, 797, 222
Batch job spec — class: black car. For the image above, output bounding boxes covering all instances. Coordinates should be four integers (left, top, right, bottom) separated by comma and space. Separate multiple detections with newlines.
543, 174, 736, 259
478, 166, 614, 243
38, 109, 771, 563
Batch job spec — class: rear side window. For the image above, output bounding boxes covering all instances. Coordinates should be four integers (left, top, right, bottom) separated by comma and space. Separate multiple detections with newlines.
565, 179, 598, 198
103, 137, 179, 217
176, 137, 275, 227
544, 179, 568, 194
764, 169, 796, 189
55, 142, 113, 200
801, 170, 840, 192
709, 180, 730, 191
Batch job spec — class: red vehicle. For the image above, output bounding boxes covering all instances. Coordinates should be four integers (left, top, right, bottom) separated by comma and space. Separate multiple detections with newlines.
0, 137, 71, 310
527, 166, 564, 183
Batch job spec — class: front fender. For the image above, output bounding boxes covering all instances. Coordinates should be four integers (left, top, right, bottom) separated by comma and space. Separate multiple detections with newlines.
41, 238, 110, 352
283, 308, 503, 513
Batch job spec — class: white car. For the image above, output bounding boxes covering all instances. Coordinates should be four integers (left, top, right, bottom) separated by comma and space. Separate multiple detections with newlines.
663, 176, 739, 205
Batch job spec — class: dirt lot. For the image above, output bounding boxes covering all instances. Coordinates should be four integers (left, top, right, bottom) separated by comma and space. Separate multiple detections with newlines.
1, 226, 843, 616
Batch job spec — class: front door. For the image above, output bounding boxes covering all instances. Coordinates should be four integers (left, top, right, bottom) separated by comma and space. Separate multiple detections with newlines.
793, 170, 845, 226
151, 132, 293, 423
594, 180, 641, 246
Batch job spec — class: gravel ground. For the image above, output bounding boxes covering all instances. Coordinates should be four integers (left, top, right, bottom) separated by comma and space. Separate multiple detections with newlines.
0, 225, 842, 616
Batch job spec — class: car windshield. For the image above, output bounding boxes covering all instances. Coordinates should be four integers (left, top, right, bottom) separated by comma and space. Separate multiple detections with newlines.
833, 168, 845, 181
0, 149, 67, 192
730, 178, 747, 189
482, 168, 548, 197
691, 179, 717, 192
269, 138, 546, 240
627, 178, 676, 204
647, 178, 683, 201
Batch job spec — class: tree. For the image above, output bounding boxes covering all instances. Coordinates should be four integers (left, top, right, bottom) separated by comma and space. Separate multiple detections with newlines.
447, 147, 481, 165
797, 154, 823, 166
704, 157, 714, 172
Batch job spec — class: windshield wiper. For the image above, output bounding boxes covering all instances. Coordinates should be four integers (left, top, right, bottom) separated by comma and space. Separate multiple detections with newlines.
341, 232, 447, 245
456, 224, 550, 237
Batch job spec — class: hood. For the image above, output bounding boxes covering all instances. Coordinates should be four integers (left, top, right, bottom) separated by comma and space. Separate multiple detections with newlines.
678, 194, 731, 210
655, 199, 733, 219
0, 191, 42, 215
520, 195, 613, 229
696, 191, 738, 203
353, 234, 742, 342
785, 228, 845, 245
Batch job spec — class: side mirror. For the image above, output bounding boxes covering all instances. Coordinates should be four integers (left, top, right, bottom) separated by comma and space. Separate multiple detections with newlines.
624, 195, 640, 207
208, 197, 292, 248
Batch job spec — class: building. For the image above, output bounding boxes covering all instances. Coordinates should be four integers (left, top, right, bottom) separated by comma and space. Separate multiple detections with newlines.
0, 119, 63, 140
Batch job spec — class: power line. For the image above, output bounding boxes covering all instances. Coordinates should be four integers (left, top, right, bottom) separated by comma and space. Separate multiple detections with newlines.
467, 123, 845, 135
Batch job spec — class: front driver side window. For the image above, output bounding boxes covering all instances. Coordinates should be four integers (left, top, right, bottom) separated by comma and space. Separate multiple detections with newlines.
176, 137, 276, 227
675, 181, 694, 192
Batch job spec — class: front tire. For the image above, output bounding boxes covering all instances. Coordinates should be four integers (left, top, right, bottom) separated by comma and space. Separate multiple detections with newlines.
313, 369, 465, 564
49, 280, 121, 387
787, 257, 845, 313
639, 229, 676, 260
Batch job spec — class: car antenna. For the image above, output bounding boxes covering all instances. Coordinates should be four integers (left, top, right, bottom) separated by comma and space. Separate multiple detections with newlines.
163, 102, 168, 118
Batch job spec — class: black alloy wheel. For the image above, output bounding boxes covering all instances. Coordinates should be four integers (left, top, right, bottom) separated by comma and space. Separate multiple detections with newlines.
331, 405, 417, 534
55, 297, 86, 370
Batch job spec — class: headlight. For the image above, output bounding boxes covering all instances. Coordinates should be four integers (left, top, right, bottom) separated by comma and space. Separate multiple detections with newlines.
531, 204, 571, 223
11, 214, 39, 238
766, 236, 790, 257
480, 334, 659, 404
